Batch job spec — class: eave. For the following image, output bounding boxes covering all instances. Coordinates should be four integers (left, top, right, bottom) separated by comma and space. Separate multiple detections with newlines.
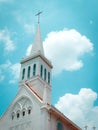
48, 105, 82, 130
20, 52, 53, 68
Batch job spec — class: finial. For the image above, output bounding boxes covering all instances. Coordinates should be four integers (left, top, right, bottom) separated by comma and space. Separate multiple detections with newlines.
92, 126, 96, 130
35, 11, 42, 24
84, 125, 88, 130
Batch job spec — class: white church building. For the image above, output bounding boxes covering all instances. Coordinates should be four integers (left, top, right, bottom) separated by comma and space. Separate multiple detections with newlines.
0, 14, 81, 130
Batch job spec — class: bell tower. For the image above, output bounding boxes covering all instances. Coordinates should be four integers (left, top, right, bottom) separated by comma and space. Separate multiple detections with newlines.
19, 12, 53, 104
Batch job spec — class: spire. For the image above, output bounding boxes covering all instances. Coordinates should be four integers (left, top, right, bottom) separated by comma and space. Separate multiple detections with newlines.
30, 12, 44, 55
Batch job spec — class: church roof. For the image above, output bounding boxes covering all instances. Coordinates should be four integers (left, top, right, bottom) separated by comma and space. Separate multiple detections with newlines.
30, 23, 44, 56
48, 105, 82, 130
25, 82, 81, 130
25, 82, 43, 103
21, 51, 53, 68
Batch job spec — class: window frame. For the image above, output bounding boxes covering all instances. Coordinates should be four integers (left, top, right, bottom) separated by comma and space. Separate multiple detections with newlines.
28, 107, 32, 115
57, 121, 64, 130
48, 72, 50, 84
40, 65, 43, 77
22, 68, 25, 80
33, 64, 36, 76
27, 66, 31, 78
22, 108, 26, 117
16, 110, 20, 119
44, 68, 47, 81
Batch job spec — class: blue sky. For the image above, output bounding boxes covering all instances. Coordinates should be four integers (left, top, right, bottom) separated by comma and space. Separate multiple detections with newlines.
0, 0, 98, 129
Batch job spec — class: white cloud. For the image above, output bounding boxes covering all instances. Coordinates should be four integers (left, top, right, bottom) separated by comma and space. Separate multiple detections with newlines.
26, 29, 94, 74
26, 44, 32, 56
55, 88, 98, 129
0, 60, 20, 84
24, 23, 35, 34
0, 29, 15, 52
43, 29, 93, 74
0, 70, 4, 82
0, 60, 11, 82
9, 63, 20, 84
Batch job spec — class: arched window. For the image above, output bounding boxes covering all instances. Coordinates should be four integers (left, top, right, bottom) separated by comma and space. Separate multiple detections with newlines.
40, 65, 43, 77
28, 107, 32, 115
17, 111, 20, 119
48, 72, 50, 84
33, 64, 36, 76
44, 68, 47, 81
27, 66, 31, 78
22, 110, 26, 116
12, 112, 15, 120
22, 68, 25, 80
57, 121, 63, 130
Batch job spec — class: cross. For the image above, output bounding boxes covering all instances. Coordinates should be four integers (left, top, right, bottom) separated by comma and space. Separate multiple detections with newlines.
84, 125, 88, 130
35, 11, 42, 23
92, 126, 96, 130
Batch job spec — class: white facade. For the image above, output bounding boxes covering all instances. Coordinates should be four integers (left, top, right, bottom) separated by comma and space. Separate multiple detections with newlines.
0, 22, 81, 130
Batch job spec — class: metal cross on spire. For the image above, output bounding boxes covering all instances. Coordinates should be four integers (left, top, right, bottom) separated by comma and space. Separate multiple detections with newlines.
35, 11, 42, 24
92, 126, 96, 130
84, 125, 88, 130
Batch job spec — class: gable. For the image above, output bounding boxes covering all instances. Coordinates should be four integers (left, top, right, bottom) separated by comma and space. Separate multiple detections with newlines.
0, 83, 44, 130
0, 82, 43, 118
11, 95, 32, 120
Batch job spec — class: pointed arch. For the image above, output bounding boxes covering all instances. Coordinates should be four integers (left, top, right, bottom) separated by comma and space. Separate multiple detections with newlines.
28, 106, 32, 115
22, 108, 26, 117
11, 96, 33, 112
11, 96, 33, 120
16, 110, 20, 119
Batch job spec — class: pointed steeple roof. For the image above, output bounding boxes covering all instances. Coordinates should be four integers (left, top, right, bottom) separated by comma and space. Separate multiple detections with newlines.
30, 16, 44, 55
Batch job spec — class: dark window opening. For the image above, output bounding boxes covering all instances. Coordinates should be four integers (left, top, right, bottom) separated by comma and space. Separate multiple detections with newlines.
48, 72, 50, 84
44, 68, 47, 81
22, 68, 25, 80
57, 121, 63, 130
12, 113, 15, 120
17, 113, 20, 118
23, 111, 25, 116
27, 66, 31, 78
40, 65, 43, 77
28, 109, 31, 114
33, 64, 36, 76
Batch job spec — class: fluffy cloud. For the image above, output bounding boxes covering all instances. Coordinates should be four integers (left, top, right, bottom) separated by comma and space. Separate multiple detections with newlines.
55, 88, 98, 129
0, 60, 11, 82
9, 63, 20, 84
0, 70, 4, 82
26, 29, 93, 74
26, 44, 32, 56
0, 29, 15, 52
0, 60, 20, 84
43, 29, 93, 74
